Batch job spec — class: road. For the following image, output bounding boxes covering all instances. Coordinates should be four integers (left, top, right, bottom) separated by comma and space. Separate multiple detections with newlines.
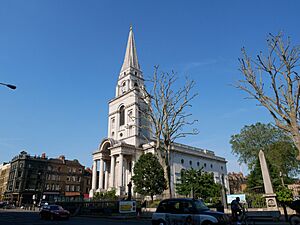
0, 209, 291, 225
0, 210, 151, 225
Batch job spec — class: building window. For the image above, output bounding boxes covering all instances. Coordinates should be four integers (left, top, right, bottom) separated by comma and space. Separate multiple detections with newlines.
181, 159, 184, 164
65, 185, 69, 192
211, 164, 213, 168
204, 163, 207, 168
189, 160, 192, 166
221, 166, 223, 170
119, 105, 125, 126
197, 162, 200, 167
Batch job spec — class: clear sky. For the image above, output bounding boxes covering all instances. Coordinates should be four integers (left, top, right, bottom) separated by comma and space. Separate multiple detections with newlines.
1, 0, 300, 174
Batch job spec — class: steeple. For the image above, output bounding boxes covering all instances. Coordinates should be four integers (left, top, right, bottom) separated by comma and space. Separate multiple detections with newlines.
120, 26, 140, 73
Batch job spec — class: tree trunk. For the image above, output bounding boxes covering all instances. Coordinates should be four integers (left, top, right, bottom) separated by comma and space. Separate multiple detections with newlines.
291, 131, 300, 160
166, 144, 173, 198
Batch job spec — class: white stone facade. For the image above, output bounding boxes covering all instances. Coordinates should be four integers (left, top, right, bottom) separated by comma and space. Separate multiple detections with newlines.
90, 27, 229, 197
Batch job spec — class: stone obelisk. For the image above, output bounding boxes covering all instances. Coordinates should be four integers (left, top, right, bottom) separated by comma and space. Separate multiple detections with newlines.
258, 150, 278, 210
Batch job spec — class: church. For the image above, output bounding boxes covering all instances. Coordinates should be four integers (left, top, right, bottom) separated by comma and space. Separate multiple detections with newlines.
90, 27, 229, 198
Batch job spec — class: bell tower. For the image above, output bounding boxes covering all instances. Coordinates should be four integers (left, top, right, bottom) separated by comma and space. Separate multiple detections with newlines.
107, 26, 150, 147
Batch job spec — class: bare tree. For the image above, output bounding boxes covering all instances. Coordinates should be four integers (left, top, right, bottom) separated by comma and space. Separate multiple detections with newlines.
139, 66, 198, 197
236, 33, 300, 160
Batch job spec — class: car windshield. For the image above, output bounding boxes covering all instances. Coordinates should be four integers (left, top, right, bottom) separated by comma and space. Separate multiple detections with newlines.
50, 205, 63, 210
193, 199, 209, 211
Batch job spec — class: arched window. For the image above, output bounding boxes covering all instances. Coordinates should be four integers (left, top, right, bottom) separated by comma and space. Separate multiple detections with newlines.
119, 106, 125, 126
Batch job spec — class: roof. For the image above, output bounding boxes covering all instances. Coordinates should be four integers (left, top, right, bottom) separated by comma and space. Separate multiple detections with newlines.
120, 26, 140, 73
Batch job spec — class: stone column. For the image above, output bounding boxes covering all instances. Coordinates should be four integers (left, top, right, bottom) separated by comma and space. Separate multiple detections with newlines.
110, 155, 115, 188
131, 160, 135, 177
104, 170, 109, 190
119, 154, 124, 187
259, 150, 278, 209
92, 160, 97, 190
99, 158, 104, 190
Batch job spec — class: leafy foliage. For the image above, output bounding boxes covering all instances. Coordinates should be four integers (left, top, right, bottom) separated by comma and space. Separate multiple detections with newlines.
230, 122, 300, 176
93, 189, 118, 200
246, 193, 266, 208
131, 153, 167, 200
176, 168, 222, 202
276, 185, 293, 204
246, 157, 284, 191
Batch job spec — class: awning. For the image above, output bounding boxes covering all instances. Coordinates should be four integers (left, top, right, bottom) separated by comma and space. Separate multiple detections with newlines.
64, 192, 81, 196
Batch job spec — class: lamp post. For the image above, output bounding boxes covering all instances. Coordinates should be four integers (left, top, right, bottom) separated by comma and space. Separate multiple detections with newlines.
0, 82, 16, 90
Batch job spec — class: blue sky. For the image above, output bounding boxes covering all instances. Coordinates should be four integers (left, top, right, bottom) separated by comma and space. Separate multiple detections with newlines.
1, 0, 300, 174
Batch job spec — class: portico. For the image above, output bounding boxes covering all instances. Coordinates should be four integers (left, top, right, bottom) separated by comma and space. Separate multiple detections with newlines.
90, 138, 137, 196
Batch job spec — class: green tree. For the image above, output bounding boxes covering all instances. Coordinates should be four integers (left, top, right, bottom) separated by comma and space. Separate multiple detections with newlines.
247, 158, 283, 191
176, 168, 222, 203
93, 189, 118, 200
276, 185, 293, 203
131, 153, 167, 201
230, 122, 299, 176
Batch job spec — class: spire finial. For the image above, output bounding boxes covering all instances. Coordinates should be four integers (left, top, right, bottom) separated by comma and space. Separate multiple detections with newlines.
120, 26, 140, 73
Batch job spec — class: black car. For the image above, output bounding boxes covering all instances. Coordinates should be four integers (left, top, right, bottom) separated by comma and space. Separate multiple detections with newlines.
39, 205, 70, 220
152, 198, 230, 225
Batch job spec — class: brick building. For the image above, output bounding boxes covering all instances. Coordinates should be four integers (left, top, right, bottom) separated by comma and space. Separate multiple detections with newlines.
4, 151, 91, 205
228, 172, 247, 194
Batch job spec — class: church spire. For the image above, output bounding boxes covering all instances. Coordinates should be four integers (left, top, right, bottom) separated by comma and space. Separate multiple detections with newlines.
120, 26, 140, 73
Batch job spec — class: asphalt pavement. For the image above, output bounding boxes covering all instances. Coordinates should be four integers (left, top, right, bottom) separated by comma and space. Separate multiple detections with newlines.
0, 209, 291, 225
0, 209, 151, 225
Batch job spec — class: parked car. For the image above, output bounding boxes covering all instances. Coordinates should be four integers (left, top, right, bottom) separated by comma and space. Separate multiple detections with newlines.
39, 205, 70, 220
0, 202, 6, 208
152, 198, 230, 225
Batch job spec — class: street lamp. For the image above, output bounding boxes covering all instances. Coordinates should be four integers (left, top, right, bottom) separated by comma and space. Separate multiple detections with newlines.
0, 82, 16, 90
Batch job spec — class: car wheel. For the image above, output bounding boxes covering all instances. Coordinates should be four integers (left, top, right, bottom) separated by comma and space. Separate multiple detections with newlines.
158, 220, 166, 225
201, 221, 213, 225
